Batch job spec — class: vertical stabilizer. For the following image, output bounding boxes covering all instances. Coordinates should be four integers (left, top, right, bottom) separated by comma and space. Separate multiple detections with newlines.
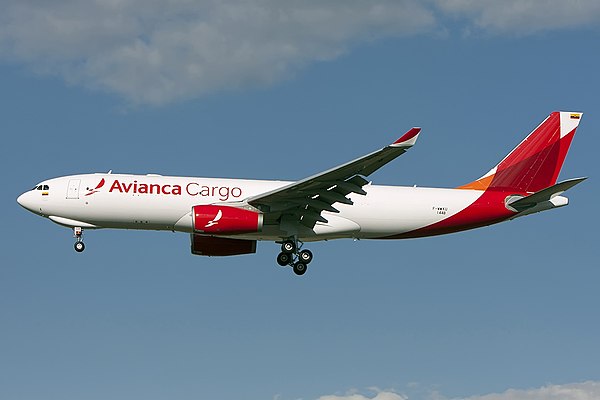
459, 111, 582, 192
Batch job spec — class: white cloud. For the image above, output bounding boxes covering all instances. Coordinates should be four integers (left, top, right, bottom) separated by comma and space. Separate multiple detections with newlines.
314, 381, 600, 400
2, 1, 600, 105
0, 0, 434, 105
318, 391, 408, 400
437, 0, 600, 34
463, 381, 600, 400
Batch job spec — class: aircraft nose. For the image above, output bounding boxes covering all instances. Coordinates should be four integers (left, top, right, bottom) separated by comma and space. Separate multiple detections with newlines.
17, 192, 34, 211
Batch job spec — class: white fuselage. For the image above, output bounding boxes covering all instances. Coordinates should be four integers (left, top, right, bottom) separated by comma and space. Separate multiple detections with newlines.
17, 173, 486, 241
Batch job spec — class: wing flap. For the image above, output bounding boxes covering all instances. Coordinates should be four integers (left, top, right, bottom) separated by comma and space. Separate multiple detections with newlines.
315, 190, 354, 205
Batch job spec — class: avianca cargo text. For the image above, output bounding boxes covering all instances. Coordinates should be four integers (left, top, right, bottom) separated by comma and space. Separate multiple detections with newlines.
17, 111, 586, 276
105, 179, 243, 201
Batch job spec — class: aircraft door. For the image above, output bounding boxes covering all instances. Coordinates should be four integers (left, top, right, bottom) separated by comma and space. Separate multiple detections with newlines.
66, 179, 81, 199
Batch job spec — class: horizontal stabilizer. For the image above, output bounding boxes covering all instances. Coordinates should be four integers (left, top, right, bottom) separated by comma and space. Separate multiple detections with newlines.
507, 177, 587, 211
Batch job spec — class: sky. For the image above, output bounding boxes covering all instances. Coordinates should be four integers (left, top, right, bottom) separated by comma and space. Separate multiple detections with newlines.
1, 1, 599, 399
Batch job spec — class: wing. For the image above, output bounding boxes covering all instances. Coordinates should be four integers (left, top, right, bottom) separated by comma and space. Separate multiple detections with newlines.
247, 127, 422, 228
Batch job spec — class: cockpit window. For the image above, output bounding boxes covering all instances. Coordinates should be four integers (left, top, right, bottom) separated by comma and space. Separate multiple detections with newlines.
32, 184, 50, 191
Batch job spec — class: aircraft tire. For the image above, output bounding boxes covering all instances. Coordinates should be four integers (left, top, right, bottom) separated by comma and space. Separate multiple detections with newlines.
281, 240, 296, 254
298, 249, 313, 264
277, 252, 292, 267
292, 262, 307, 276
74, 242, 85, 253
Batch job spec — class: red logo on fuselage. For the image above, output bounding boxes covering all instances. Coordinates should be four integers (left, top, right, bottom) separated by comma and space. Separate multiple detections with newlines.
85, 178, 105, 196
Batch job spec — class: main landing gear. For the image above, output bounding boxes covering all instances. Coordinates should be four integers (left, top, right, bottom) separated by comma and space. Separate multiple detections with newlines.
73, 227, 85, 253
276, 238, 313, 276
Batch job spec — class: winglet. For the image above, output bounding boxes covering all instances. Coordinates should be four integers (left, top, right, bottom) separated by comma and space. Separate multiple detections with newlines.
391, 127, 421, 147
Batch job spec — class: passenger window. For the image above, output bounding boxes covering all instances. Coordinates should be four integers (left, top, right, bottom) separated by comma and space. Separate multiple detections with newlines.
43, 185, 49, 190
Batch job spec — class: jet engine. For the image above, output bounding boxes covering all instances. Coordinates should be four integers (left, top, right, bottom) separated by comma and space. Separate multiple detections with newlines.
192, 205, 263, 234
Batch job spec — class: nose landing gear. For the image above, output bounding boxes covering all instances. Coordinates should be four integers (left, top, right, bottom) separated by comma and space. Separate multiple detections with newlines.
276, 238, 313, 276
73, 227, 85, 253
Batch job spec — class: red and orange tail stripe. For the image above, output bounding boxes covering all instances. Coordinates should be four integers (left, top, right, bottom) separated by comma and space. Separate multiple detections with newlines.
457, 111, 581, 193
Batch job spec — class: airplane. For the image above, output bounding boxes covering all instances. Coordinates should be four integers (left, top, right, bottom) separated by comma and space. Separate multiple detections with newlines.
17, 111, 586, 276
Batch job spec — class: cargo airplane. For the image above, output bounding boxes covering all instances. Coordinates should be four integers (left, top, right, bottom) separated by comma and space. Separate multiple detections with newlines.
17, 111, 585, 275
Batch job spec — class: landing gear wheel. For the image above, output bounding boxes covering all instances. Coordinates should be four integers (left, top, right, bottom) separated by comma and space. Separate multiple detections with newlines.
281, 240, 296, 254
277, 252, 292, 266
74, 241, 85, 253
298, 249, 313, 264
292, 262, 307, 276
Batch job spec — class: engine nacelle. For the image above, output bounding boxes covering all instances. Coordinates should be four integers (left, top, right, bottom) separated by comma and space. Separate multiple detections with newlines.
191, 234, 257, 256
192, 205, 263, 234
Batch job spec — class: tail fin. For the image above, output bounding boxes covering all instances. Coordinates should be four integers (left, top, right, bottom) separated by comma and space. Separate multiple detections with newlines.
459, 111, 582, 192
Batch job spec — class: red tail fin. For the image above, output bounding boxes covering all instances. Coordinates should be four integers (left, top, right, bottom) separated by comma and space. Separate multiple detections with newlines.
459, 111, 582, 193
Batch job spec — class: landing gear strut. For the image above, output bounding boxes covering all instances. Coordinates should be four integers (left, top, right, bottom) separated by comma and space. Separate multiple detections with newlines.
73, 227, 85, 253
276, 238, 313, 276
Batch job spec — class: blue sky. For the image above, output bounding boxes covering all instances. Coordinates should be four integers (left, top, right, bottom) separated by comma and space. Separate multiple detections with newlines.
1, 2, 599, 400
